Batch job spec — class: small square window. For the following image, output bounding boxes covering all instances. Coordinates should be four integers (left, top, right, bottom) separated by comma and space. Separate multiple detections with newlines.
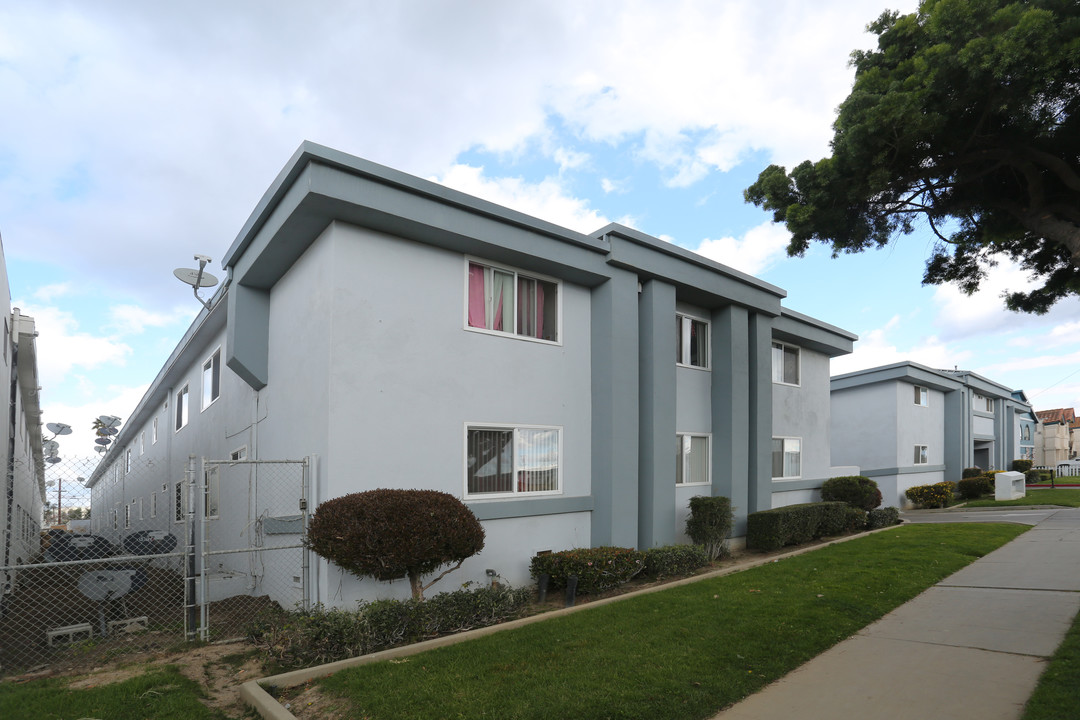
914, 386, 928, 406
676, 314, 709, 368
771, 343, 800, 385
676, 434, 709, 484
202, 349, 221, 410
914, 445, 928, 464
175, 385, 189, 431
772, 437, 801, 479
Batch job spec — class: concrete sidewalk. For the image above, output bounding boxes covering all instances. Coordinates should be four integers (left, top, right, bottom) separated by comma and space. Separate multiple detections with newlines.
712, 508, 1080, 720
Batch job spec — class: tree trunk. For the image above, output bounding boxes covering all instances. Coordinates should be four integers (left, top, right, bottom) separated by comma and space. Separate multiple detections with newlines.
1023, 211, 1080, 266
408, 570, 424, 601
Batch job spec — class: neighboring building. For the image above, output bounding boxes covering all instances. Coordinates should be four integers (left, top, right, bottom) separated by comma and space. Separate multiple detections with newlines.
0, 234, 47, 601
87, 142, 856, 604
831, 362, 1033, 507
1014, 391, 1038, 463
1034, 408, 1078, 465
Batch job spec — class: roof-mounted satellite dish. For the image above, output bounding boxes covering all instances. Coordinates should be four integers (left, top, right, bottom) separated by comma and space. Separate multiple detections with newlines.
103, 427, 118, 436
43, 440, 59, 455
174, 254, 219, 312
97, 415, 122, 428
94, 446, 106, 454
46, 422, 72, 436
95, 437, 111, 446
46, 455, 61, 464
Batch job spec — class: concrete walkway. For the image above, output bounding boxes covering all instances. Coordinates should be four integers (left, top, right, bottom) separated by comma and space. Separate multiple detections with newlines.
711, 508, 1080, 720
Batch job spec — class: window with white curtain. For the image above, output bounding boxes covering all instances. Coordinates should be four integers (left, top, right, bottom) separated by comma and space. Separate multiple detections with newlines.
175, 385, 189, 431
676, 434, 710, 485
202, 349, 221, 410
914, 445, 928, 464
466, 261, 559, 342
772, 437, 802, 479
676, 314, 709, 368
771, 342, 800, 385
466, 425, 560, 496
914, 385, 928, 406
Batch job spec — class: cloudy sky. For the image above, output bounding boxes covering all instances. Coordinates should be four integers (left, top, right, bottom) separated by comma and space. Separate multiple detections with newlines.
3, 0, 1079, 459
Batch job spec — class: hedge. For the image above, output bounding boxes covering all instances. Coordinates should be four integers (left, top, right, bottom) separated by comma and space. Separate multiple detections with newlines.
745, 501, 854, 551
958, 475, 993, 499
642, 544, 710, 579
529, 546, 645, 595
820, 475, 882, 511
905, 481, 957, 508
685, 495, 734, 560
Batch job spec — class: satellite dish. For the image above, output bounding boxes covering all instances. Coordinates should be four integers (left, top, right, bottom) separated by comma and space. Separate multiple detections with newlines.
46, 422, 73, 436
97, 415, 122, 428
46, 456, 61, 464
77, 569, 145, 602
46, 480, 56, 487
43, 440, 59, 455
173, 267, 219, 287
94, 446, 106, 454
104, 427, 118, 435
95, 437, 111, 446
174, 254, 218, 312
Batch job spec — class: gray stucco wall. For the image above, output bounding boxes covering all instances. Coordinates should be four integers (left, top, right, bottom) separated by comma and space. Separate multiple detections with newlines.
831, 383, 898, 471
771, 346, 833, 487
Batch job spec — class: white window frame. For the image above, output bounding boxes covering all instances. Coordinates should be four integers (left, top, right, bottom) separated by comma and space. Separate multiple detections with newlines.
111, 509, 118, 530
152, 416, 158, 444
202, 348, 221, 411
204, 466, 220, 519
175, 385, 189, 431
676, 313, 709, 369
914, 385, 928, 407
914, 444, 929, 465
230, 446, 248, 462
464, 423, 562, 499
974, 393, 994, 413
464, 258, 562, 345
676, 433, 711, 485
772, 436, 802, 479
125, 448, 132, 474
771, 342, 801, 386
139, 431, 145, 455
150, 491, 157, 518
174, 480, 186, 523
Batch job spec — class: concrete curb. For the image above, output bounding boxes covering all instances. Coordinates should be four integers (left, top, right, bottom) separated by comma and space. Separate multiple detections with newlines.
241, 526, 899, 719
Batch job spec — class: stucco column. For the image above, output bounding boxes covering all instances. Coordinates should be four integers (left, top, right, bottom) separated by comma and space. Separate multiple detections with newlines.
747, 312, 773, 514
943, 388, 967, 478
637, 280, 676, 549
712, 306, 750, 535
590, 270, 640, 548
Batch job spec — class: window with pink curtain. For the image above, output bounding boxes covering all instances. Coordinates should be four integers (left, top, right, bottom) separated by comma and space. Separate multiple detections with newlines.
467, 261, 558, 341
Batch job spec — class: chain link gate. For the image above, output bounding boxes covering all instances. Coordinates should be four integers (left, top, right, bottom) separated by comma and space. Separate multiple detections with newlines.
193, 456, 311, 642
0, 454, 310, 675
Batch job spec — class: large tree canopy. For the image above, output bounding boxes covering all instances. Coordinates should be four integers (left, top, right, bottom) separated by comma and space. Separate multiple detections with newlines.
745, 0, 1080, 312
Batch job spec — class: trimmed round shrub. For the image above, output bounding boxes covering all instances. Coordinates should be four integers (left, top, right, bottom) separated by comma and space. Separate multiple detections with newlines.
1025, 469, 1042, 484
1011, 459, 1034, 473
642, 544, 710, 579
868, 507, 901, 529
530, 546, 645, 594
905, 481, 957, 509
961, 467, 985, 479
306, 489, 485, 600
685, 495, 734, 560
958, 475, 993, 499
820, 475, 882, 511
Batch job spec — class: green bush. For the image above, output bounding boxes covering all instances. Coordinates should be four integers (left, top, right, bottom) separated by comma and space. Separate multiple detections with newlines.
1025, 469, 1042, 484
905, 481, 957, 509
958, 475, 994, 499
1011, 459, 1034, 473
820, 475, 882, 511
962, 467, 984, 479
817, 502, 851, 536
529, 546, 645, 595
306, 489, 485, 600
642, 544, 710, 579
843, 506, 869, 532
684, 495, 734, 561
745, 502, 851, 551
246, 584, 532, 668
868, 507, 901, 529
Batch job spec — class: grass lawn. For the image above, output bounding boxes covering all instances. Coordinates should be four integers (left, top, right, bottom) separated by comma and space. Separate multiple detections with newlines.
1023, 603, 1080, 719
965, 488, 1080, 508
317, 523, 1026, 720
0, 665, 232, 720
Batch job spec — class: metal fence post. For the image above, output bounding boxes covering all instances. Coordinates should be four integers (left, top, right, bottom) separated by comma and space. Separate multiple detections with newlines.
184, 455, 198, 641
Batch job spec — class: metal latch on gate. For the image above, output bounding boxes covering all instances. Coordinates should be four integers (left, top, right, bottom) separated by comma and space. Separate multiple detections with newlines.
299, 499, 307, 511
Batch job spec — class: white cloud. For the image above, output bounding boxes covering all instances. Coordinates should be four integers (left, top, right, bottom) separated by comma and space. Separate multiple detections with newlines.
688, 222, 791, 276
107, 304, 192, 335
34, 283, 73, 302
552, 147, 590, 173
41, 383, 151, 463
832, 315, 973, 377
433, 165, 609, 234
12, 303, 132, 391
601, 177, 628, 194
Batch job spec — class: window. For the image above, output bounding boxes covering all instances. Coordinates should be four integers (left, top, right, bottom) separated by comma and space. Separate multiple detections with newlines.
914, 445, 928, 464
202, 349, 221, 410
125, 449, 132, 474
140, 431, 145, 455
772, 437, 802, 479
111, 509, 118, 530
914, 385, 928, 406
175, 385, 189, 431
137, 497, 144, 521
230, 447, 247, 461
466, 261, 559, 342
1022, 425, 1031, 441
974, 394, 993, 412
152, 416, 158, 444
466, 425, 560, 496
771, 342, 800, 385
676, 434, 709, 485
151, 492, 157, 518
205, 466, 219, 518
676, 314, 708, 368
174, 481, 186, 522
124, 504, 131, 529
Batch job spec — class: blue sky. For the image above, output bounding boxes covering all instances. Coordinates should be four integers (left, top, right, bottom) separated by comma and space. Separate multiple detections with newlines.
2, 0, 1079, 458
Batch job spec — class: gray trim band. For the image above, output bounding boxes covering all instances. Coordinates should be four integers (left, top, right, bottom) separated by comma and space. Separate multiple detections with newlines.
467, 496, 594, 521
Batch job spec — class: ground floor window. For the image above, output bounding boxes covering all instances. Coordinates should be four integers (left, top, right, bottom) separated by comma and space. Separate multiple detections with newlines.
676, 433, 710, 485
466, 425, 560, 496
772, 437, 801, 479
914, 445, 928, 464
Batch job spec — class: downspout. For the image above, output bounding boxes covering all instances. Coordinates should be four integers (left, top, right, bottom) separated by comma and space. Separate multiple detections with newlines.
2, 329, 16, 574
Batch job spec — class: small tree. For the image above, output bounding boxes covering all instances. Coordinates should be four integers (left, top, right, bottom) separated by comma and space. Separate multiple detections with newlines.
306, 489, 485, 600
685, 495, 734, 561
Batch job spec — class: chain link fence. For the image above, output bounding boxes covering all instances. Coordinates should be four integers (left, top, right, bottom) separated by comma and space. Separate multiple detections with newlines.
0, 455, 309, 674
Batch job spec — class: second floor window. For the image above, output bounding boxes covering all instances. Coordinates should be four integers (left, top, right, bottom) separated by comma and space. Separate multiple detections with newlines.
772, 342, 800, 386
202, 349, 221, 410
466, 261, 559, 342
914, 385, 928, 406
676, 314, 708, 368
175, 385, 189, 431
914, 445, 928, 464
